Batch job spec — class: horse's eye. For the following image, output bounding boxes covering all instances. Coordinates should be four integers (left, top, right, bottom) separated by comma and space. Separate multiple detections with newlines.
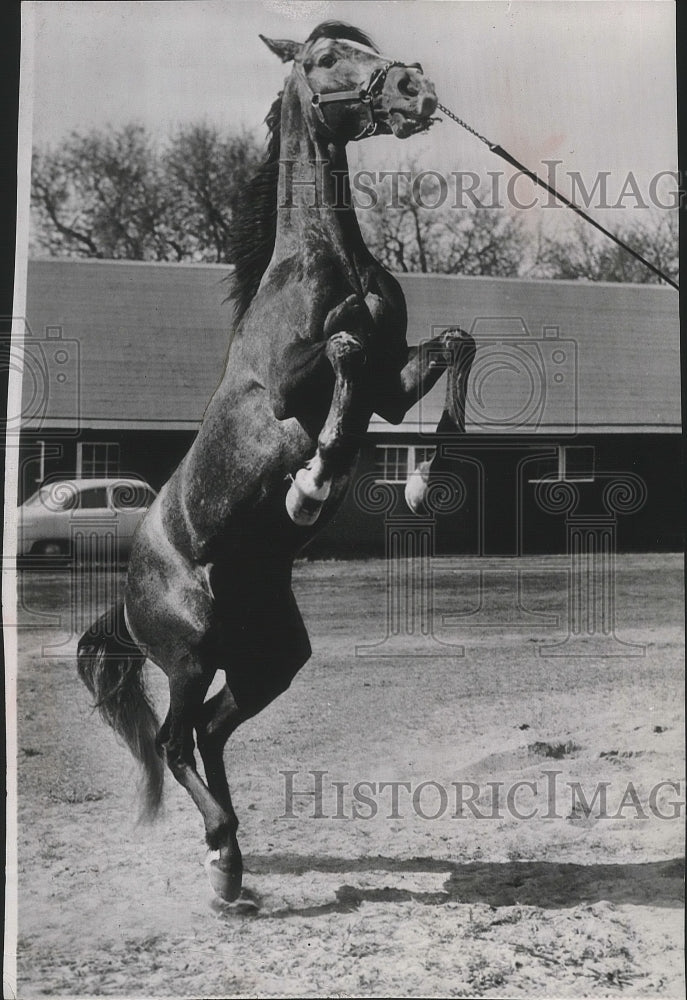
318, 53, 337, 69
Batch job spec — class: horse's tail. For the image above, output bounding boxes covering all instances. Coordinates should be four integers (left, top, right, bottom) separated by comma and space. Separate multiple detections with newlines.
77, 601, 164, 822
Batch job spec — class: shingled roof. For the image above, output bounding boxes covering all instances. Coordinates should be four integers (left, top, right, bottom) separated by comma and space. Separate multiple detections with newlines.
22, 258, 680, 434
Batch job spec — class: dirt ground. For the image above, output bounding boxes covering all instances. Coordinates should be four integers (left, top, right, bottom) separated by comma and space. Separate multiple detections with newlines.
8, 554, 685, 999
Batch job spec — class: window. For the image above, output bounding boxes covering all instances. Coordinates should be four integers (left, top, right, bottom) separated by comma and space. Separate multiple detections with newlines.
76, 487, 109, 509
414, 446, 436, 467
78, 442, 120, 478
374, 445, 437, 483
564, 446, 595, 482
528, 446, 595, 483
375, 446, 409, 483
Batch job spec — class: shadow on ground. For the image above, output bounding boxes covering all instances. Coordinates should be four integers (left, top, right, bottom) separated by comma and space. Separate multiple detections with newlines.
225, 855, 684, 918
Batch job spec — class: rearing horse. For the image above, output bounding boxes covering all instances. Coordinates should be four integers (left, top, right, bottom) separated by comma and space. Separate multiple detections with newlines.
78, 21, 476, 904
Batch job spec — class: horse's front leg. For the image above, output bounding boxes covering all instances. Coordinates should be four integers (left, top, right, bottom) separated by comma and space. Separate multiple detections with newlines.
286, 331, 366, 525
376, 327, 476, 426
396, 328, 476, 514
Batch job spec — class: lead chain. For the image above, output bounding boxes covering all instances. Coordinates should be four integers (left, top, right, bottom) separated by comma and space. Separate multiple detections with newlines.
437, 102, 494, 149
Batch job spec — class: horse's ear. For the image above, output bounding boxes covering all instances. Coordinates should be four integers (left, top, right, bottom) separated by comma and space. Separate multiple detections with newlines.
259, 34, 302, 63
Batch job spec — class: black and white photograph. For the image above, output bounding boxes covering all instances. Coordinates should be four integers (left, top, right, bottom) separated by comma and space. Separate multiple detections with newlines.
4, 1, 683, 997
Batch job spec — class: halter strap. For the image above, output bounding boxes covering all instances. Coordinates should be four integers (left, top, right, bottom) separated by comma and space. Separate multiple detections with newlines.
295, 37, 423, 141
305, 37, 396, 61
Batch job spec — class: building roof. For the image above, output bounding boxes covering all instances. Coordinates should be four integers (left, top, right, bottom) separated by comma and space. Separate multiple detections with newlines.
22, 258, 680, 435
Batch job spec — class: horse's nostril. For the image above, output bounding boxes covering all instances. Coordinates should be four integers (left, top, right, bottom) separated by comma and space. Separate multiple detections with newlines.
419, 93, 437, 118
398, 74, 420, 99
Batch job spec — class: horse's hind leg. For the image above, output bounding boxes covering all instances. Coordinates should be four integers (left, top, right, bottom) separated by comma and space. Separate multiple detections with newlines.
156, 656, 239, 876
286, 331, 366, 525
194, 580, 312, 901
194, 685, 245, 901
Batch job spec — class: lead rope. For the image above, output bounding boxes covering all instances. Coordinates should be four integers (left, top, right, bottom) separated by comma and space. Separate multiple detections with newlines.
437, 102, 679, 291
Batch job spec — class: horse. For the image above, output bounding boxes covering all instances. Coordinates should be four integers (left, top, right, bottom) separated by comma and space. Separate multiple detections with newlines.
77, 20, 476, 905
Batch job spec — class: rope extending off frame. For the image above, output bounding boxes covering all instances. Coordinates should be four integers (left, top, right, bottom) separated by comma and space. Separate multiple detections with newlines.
437, 102, 679, 292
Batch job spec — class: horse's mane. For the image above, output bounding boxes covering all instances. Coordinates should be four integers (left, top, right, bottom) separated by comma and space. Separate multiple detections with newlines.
228, 22, 379, 321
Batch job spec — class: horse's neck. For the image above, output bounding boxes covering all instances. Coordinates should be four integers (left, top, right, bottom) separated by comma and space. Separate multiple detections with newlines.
274, 81, 369, 271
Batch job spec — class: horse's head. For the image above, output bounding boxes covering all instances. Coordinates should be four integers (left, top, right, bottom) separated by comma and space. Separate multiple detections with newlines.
260, 21, 438, 142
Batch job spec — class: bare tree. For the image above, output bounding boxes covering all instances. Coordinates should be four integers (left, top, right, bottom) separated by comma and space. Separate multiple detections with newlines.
31, 125, 173, 259
163, 124, 262, 262
32, 128, 678, 285
532, 210, 678, 284
357, 168, 535, 277
429, 204, 530, 277
31, 123, 262, 262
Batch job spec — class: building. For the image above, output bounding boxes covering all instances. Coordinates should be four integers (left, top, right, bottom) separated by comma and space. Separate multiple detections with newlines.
18, 258, 682, 555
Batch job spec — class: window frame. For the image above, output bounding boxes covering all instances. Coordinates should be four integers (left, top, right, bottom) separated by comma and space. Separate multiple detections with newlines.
76, 441, 121, 479
374, 444, 437, 484
527, 445, 595, 484
74, 486, 110, 510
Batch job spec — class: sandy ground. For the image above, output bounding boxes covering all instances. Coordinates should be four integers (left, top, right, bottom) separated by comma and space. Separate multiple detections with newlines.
8, 554, 685, 999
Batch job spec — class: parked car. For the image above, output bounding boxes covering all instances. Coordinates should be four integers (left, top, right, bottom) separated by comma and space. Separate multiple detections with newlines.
17, 477, 157, 562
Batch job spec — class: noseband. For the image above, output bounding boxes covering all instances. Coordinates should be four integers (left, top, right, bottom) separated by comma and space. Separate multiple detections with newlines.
297, 44, 424, 141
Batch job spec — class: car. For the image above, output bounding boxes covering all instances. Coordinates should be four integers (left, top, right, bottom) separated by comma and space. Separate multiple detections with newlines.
17, 477, 157, 562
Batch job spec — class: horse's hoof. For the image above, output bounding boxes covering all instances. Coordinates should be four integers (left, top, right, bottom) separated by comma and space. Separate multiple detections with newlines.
440, 328, 476, 364
210, 887, 261, 917
441, 326, 470, 344
286, 470, 330, 526
404, 462, 431, 514
207, 858, 243, 903
326, 331, 366, 373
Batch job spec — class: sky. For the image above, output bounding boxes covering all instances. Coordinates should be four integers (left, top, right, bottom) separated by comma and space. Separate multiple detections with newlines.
25, 0, 678, 229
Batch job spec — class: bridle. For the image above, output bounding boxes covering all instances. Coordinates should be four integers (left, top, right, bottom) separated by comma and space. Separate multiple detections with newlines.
296, 41, 426, 141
